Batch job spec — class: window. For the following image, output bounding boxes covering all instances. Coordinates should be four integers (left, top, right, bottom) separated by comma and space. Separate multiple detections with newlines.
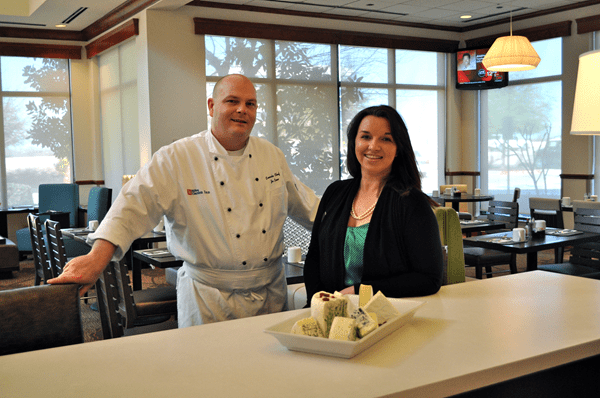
98, 39, 138, 196
205, 36, 445, 195
480, 38, 562, 214
0, 57, 73, 208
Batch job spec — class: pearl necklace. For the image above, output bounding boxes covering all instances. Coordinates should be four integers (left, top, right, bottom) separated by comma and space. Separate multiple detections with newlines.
351, 196, 378, 220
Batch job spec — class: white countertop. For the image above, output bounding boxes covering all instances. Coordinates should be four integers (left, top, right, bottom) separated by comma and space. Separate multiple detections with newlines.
2, 271, 600, 397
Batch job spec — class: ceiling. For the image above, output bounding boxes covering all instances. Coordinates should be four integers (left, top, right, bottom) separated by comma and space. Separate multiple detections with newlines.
0, 0, 189, 32
0, 0, 597, 34
201, 0, 596, 29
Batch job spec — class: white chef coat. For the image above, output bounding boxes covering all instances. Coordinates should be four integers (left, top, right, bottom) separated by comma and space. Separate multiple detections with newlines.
89, 130, 319, 326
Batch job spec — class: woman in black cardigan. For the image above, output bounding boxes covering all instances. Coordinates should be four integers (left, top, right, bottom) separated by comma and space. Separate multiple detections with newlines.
304, 105, 443, 303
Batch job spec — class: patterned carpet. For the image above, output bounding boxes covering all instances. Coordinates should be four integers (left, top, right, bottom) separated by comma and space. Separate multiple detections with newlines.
0, 260, 173, 342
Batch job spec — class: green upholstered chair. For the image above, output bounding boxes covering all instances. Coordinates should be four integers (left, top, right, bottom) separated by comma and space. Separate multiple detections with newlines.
16, 183, 79, 259
433, 206, 466, 285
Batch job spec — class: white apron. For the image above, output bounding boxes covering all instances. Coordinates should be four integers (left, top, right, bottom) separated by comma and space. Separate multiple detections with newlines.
176, 259, 288, 327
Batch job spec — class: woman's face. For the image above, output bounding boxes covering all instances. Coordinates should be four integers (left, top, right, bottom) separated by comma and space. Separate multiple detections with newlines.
354, 116, 397, 179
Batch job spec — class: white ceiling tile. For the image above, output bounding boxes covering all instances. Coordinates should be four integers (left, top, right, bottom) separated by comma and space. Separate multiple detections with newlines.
379, 4, 429, 14
285, 4, 336, 13
438, 1, 495, 12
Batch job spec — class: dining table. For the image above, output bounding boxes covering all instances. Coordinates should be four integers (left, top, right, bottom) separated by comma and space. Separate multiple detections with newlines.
2, 271, 600, 397
460, 219, 507, 237
434, 193, 494, 212
463, 227, 600, 271
62, 228, 167, 290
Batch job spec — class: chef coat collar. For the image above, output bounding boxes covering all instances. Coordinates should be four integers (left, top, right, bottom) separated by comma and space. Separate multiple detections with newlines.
207, 130, 252, 158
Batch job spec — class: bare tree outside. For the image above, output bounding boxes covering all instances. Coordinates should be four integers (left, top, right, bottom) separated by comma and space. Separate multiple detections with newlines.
2, 57, 72, 206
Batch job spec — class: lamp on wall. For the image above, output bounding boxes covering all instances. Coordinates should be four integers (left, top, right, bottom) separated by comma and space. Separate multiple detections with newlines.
570, 49, 600, 135
482, 13, 540, 72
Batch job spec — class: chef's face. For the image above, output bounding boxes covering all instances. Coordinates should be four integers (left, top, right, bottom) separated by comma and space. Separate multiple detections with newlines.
355, 116, 397, 179
208, 75, 257, 151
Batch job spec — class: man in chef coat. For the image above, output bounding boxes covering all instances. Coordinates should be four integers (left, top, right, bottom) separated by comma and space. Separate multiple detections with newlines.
49, 74, 319, 327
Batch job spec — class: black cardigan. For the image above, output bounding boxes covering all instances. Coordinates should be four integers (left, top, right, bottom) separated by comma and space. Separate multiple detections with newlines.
304, 179, 443, 304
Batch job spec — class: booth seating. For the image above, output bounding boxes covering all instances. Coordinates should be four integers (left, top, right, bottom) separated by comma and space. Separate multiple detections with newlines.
0, 284, 82, 356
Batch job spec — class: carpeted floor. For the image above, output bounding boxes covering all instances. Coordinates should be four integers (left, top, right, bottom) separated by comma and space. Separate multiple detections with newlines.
0, 260, 174, 342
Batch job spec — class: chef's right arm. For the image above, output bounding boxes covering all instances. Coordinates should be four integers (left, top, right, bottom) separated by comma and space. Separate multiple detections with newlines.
47, 239, 117, 296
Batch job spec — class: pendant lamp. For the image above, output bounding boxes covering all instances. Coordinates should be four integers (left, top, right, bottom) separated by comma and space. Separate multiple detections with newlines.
482, 13, 540, 72
570, 49, 600, 135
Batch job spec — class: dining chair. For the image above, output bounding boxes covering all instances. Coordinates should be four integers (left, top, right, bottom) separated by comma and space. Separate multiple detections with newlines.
46, 219, 103, 307
16, 183, 80, 260
0, 284, 83, 355
529, 197, 564, 262
434, 206, 466, 285
63, 186, 112, 258
463, 200, 519, 279
513, 187, 521, 202
539, 206, 600, 278
45, 219, 68, 278
27, 213, 53, 285
572, 200, 600, 211
99, 260, 177, 338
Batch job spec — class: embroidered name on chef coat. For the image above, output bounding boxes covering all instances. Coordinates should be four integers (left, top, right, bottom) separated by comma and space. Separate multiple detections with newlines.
188, 189, 210, 195
265, 172, 281, 184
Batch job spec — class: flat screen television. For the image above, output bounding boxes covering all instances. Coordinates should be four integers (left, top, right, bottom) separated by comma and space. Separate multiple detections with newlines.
455, 48, 508, 90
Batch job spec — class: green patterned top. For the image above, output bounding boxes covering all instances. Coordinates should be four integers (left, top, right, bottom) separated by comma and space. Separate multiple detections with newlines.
343, 223, 370, 286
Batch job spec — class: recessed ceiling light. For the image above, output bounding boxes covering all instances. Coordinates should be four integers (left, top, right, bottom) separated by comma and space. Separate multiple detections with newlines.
55, 24, 67, 28
460, 15, 472, 19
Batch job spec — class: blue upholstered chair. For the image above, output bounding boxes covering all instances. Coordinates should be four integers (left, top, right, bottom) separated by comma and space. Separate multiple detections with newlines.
16, 183, 79, 260
63, 187, 112, 258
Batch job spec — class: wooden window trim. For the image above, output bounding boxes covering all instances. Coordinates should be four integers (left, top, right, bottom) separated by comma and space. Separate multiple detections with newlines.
193, 18, 460, 53
86, 19, 139, 59
576, 15, 600, 35
0, 42, 81, 59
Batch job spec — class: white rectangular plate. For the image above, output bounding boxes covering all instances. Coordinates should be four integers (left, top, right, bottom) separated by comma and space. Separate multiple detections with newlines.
264, 296, 425, 358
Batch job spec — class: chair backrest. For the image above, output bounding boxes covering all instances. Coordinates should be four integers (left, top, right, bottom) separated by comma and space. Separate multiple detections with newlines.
529, 197, 564, 228
574, 207, 600, 233
569, 243, 600, 269
486, 201, 519, 229
112, 260, 140, 330
433, 207, 465, 285
39, 183, 79, 228
45, 219, 68, 277
283, 217, 312, 256
95, 261, 125, 339
87, 187, 112, 225
572, 200, 600, 211
513, 187, 521, 202
27, 213, 53, 283
0, 284, 82, 355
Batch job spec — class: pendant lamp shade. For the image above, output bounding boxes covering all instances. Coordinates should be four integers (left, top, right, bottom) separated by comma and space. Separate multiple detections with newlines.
570, 49, 600, 135
482, 35, 541, 71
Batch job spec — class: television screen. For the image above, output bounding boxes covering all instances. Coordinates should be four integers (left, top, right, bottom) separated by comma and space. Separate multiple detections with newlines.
455, 48, 508, 90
